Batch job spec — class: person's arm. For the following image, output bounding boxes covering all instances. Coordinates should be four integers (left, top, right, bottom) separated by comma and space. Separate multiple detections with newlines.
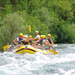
33, 35, 40, 40
33, 37, 38, 40
44, 40, 48, 45
45, 40, 50, 50
27, 38, 32, 45
13, 38, 18, 45
35, 40, 40, 43
51, 39, 54, 48
23, 37, 29, 42
23, 38, 26, 42
32, 40, 40, 45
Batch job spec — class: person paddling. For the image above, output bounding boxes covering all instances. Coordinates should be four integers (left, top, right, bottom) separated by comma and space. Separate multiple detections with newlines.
33, 35, 50, 50
32, 35, 44, 49
23, 35, 32, 45
13, 33, 23, 45
22, 35, 29, 45
28, 35, 33, 45
13, 33, 24, 49
33, 31, 40, 40
47, 34, 54, 49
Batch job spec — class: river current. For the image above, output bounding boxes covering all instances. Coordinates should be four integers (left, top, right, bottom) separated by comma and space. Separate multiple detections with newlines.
0, 44, 75, 75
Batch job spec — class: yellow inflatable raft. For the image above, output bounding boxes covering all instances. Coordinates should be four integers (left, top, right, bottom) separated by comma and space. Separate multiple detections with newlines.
13, 45, 52, 54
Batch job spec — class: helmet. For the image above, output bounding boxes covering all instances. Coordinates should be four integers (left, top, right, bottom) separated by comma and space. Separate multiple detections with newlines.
40, 35, 43, 38
29, 35, 32, 38
23, 35, 28, 38
19, 33, 23, 37
47, 34, 51, 37
43, 35, 46, 38
35, 31, 39, 33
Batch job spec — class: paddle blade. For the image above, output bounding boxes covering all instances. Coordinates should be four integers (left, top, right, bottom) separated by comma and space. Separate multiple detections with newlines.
3, 45, 11, 50
50, 49, 58, 55
29, 25, 31, 33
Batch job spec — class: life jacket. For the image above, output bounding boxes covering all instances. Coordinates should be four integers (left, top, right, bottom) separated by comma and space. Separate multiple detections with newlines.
17, 37, 23, 44
47, 38, 51, 44
29, 40, 32, 45
22, 40, 32, 45
35, 35, 40, 40
39, 40, 43, 45
21, 41, 28, 45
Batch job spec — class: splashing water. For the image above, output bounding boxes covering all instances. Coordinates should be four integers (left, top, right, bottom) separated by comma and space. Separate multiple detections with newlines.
0, 44, 75, 75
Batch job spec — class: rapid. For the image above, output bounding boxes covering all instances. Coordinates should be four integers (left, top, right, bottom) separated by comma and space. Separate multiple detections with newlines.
0, 44, 75, 75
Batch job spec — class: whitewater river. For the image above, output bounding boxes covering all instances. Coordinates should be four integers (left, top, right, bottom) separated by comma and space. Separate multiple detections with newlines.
0, 44, 75, 75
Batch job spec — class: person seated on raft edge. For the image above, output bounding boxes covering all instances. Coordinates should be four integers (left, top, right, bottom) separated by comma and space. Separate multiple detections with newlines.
41, 35, 50, 50
33, 31, 40, 41
32, 35, 50, 50
22, 35, 29, 45
23, 35, 32, 45
32, 31, 40, 46
28, 35, 33, 45
13, 33, 23, 45
13, 33, 24, 48
43, 35, 51, 50
13, 34, 32, 49
47, 34, 54, 49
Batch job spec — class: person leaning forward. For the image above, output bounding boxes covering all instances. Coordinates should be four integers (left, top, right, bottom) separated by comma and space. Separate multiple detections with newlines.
13, 33, 23, 45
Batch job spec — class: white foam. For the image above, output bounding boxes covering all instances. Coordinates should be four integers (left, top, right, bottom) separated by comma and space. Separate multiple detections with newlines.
53, 73, 59, 75
63, 69, 75, 75
0, 44, 75, 75
58, 68, 65, 74
54, 44, 58, 47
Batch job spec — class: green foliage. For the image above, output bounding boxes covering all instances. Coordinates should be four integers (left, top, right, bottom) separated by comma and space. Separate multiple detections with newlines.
20, 10, 49, 37
66, 23, 75, 43
0, 0, 75, 51
0, 12, 28, 50
57, 1, 73, 21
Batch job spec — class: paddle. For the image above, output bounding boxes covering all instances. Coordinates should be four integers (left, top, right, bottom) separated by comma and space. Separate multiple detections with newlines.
50, 49, 58, 55
3, 45, 11, 50
29, 25, 31, 34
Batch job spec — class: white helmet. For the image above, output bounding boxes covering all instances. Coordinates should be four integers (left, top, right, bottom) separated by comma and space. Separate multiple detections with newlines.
23, 35, 28, 38
35, 31, 39, 33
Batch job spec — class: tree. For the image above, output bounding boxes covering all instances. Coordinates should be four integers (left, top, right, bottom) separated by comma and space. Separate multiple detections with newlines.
0, 12, 27, 49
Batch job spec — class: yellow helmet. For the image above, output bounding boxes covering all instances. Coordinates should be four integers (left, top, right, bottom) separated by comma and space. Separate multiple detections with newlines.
29, 35, 32, 38
40, 35, 43, 38
19, 33, 23, 37
43, 35, 46, 38
47, 34, 51, 37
